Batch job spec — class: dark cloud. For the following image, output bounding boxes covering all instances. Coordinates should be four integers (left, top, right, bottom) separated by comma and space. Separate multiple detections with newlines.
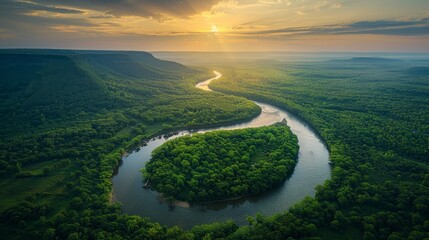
89, 15, 115, 19
0, 1, 112, 38
365, 27, 429, 35
348, 20, 421, 29
16, 15, 94, 27
241, 18, 429, 37
0, 0, 84, 14
34, 0, 222, 18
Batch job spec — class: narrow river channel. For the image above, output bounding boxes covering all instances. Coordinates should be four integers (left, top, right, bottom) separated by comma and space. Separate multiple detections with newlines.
112, 71, 331, 229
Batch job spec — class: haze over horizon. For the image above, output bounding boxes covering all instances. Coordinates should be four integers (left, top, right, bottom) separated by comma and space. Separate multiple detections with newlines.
1, 0, 428, 52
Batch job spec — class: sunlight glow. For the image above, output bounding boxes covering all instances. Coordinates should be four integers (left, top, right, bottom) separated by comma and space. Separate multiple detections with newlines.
1, 0, 428, 51
211, 25, 218, 33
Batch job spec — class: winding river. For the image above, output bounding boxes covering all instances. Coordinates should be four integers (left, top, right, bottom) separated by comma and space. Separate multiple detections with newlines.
112, 71, 331, 229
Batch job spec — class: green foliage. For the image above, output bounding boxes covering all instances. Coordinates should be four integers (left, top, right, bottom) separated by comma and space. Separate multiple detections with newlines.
191, 220, 238, 239
1, 51, 428, 239
143, 124, 299, 202
0, 50, 260, 239
211, 59, 429, 239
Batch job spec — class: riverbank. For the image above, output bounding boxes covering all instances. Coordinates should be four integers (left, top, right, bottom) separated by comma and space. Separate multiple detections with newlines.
144, 123, 298, 205
111, 70, 330, 229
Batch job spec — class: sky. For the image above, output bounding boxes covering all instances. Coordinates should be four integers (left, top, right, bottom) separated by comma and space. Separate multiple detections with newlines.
0, 0, 428, 51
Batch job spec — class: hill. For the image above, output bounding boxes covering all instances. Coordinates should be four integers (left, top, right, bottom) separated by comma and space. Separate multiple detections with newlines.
0, 53, 102, 98
331, 57, 404, 63
0, 49, 260, 239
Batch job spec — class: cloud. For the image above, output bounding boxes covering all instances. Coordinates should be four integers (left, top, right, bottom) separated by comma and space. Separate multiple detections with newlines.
258, 0, 282, 4
239, 18, 429, 37
291, 0, 343, 16
0, 1, 113, 37
88, 15, 115, 19
33, 0, 222, 19
0, 28, 15, 39
1, 0, 84, 14
348, 20, 422, 29
332, 3, 341, 8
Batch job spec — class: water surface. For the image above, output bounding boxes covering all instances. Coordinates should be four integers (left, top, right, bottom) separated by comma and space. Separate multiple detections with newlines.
112, 71, 331, 229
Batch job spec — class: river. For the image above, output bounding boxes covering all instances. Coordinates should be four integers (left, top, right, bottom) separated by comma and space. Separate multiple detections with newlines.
112, 70, 331, 229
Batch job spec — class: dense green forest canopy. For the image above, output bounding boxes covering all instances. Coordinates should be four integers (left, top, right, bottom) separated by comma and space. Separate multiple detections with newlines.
210, 59, 429, 239
0, 50, 260, 239
0, 50, 428, 240
143, 124, 299, 202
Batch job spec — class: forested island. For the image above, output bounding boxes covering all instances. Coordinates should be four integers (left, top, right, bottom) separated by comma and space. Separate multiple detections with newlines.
143, 124, 299, 202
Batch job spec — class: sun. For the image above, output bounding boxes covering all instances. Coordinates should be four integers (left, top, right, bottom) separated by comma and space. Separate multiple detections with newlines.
211, 25, 218, 33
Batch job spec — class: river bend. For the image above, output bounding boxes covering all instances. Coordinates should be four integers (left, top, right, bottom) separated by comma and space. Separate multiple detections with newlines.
112, 71, 331, 229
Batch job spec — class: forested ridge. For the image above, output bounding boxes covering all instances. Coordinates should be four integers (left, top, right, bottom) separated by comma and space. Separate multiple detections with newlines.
0, 50, 261, 239
210, 60, 429, 239
143, 124, 299, 202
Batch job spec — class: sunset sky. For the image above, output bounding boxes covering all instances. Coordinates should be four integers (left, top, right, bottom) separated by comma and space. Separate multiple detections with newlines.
1, 0, 428, 51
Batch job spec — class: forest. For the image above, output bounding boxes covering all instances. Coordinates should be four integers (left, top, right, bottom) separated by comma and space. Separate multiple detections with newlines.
143, 124, 299, 202
0, 50, 427, 239
0, 50, 260, 239
210, 58, 429, 239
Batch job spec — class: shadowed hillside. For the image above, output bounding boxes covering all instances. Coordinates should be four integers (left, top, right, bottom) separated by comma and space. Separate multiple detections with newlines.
0, 50, 261, 239
0, 51, 205, 135
0, 54, 101, 95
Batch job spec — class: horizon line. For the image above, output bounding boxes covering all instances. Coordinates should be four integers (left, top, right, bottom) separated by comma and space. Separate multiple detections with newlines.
1, 47, 429, 54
